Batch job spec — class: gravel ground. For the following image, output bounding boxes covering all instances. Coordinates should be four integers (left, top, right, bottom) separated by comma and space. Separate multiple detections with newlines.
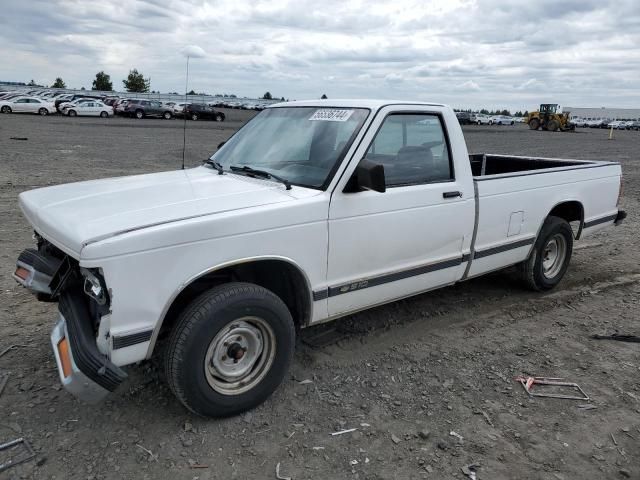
0, 112, 638, 480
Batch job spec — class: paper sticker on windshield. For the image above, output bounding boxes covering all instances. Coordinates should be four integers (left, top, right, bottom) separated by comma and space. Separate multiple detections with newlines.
309, 109, 354, 122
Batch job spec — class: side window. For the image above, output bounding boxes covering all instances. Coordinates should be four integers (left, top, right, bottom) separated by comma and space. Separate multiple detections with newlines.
16, 99, 28, 103
365, 114, 452, 187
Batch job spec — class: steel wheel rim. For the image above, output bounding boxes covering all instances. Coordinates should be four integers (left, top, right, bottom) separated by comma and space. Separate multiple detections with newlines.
204, 317, 276, 395
542, 234, 567, 279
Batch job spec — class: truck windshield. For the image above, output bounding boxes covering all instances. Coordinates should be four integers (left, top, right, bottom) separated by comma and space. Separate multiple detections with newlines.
209, 107, 369, 189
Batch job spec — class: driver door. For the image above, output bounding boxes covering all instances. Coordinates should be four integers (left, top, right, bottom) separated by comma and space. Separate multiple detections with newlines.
326, 107, 474, 316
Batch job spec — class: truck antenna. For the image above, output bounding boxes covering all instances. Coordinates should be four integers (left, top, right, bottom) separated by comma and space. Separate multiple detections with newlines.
179, 45, 205, 170
182, 55, 189, 170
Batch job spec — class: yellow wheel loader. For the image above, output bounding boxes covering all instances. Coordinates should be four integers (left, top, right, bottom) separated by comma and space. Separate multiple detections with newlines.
527, 104, 575, 131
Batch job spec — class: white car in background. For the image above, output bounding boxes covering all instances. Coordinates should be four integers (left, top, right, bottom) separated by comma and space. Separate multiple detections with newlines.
59, 98, 94, 112
0, 96, 56, 115
475, 114, 491, 125
488, 115, 515, 125
173, 102, 190, 116
64, 101, 113, 118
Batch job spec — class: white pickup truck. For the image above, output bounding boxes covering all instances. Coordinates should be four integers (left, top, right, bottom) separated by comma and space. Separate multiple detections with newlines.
13, 100, 625, 417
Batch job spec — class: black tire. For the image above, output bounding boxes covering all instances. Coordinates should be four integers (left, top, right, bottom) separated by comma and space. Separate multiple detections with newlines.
68, 110, 77, 117
1, 106, 12, 114
163, 111, 172, 120
165, 282, 295, 417
38, 108, 48, 116
547, 119, 559, 131
215, 113, 224, 122
135, 110, 144, 119
191, 113, 198, 121
529, 118, 540, 130
518, 216, 573, 291
100, 111, 108, 118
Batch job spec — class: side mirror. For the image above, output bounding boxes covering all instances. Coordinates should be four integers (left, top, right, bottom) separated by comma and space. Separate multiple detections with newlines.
217, 141, 226, 150
355, 159, 386, 193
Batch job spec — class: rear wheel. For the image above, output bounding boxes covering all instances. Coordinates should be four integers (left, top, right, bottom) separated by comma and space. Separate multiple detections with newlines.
163, 111, 172, 120
215, 113, 224, 122
1, 106, 11, 114
135, 110, 144, 119
528, 118, 540, 130
165, 282, 295, 417
38, 108, 48, 116
519, 216, 573, 291
68, 110, 77, 117
191, 113, 198, 121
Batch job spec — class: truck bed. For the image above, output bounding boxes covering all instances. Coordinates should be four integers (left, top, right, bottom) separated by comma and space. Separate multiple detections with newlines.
469, 153, 612, 178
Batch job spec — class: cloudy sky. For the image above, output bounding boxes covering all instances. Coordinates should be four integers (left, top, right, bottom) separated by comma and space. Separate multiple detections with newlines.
1, 0, 638, 110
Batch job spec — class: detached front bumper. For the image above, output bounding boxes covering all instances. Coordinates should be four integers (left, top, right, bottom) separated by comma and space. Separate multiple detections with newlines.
51, 291, 127, 404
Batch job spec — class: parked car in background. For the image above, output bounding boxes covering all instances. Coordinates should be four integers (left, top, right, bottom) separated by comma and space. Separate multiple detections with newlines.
113, 99, 129, 115
455, 112, 474, 125
59, 98, 94, 112
184, 103, 226, 121
475, 114, 491, 125
55, 94, 101, 112
125, 99, 174, 119
607, 120, 626, 130
0, 96, 56, 115
172, 103, 190, 117
489, 115, 515, 125
572, 118, 588, 127
64, 101, 113, 118
627, 121, 640, 131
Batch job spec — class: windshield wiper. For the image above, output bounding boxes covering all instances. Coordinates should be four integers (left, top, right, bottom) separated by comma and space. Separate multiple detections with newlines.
229, 165, 292, 190
204, 159, 224, 175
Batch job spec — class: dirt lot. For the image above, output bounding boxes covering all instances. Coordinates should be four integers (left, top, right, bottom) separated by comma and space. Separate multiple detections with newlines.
0, 112, 638, 480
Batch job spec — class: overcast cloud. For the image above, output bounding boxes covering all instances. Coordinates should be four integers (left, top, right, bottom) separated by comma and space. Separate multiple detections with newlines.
1, 0, 638, 110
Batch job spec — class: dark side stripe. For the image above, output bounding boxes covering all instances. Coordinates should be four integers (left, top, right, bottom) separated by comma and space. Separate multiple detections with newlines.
583, 213, 618, 228
112, 330, 153, 350
312, 238, 534, 300
473, 237, 535, 259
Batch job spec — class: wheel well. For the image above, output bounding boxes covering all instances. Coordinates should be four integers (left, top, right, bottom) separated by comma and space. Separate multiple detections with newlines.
152, 259, 311, 355
549, 201, 584, 238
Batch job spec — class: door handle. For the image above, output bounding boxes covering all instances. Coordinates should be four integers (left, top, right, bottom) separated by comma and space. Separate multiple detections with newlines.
443, 191, 462, 198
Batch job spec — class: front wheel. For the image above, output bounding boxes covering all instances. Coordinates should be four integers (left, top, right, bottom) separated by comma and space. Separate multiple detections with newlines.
135, 110, 144, 119
215, 113, 224, 122
163, 111, 172, 120
68, 110, 77, 117
165, 282, 295, 417
528, 118, 540, 130
38, 108, 48, 116
518, 216, 573, 291
1, 106, 12, 113
191, 113, 198, 121
100, 111, 108, 118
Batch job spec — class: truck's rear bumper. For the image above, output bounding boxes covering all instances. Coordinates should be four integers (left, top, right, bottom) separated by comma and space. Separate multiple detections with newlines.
51, 291, 127, 404
615, 209, 627, 225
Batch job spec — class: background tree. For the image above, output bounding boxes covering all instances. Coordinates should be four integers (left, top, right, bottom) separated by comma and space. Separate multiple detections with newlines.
122, 69, 150, 93
92, 71, 113, 91
321, 94, 328, 99
51, 77, 66, 88
262, 92, 273, 100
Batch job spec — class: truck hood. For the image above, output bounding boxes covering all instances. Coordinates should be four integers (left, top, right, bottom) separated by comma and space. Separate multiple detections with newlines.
19, 166, 311, 257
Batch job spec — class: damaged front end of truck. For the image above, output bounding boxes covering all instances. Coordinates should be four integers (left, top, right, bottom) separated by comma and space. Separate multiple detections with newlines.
13, 233, 127, 403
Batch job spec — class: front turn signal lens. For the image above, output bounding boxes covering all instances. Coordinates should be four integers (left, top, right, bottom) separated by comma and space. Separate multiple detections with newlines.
14, 266, 30, 281
57, 338, 72, 378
